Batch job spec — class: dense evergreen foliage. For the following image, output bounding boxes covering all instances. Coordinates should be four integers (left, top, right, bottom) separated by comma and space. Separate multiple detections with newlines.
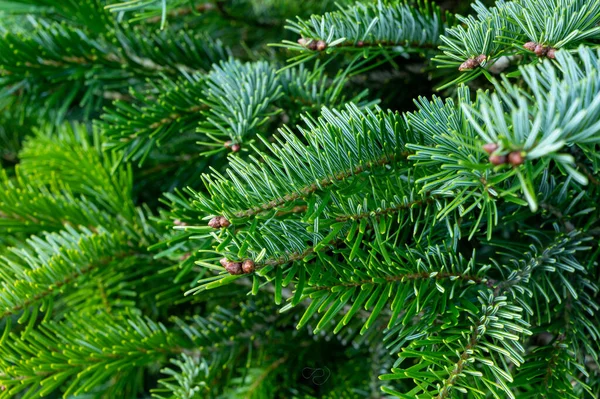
1, 0, 599, 398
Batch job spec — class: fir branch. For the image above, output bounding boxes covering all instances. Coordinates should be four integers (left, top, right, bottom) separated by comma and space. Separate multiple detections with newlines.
0, 20, 229, 121
3, 1, 600, 397
0, 169, 115, 235
280, 0, 449, 60
153, 353, 215, 399
212, 174, 443, 274
435, 0, 600, 85
0, 0, 111, 33
512, 285, 598, 397
435, 2, 509, 74
0, 226, 134, 320
436, 315, 486, 399
463, 47, 600, 210
381, 290, 531, 399
194, 104, 412, 220
233, 150, 406, 219
0, 312, 186, 398
101, 59, 370, 164
17, 123, 137, 219
196, 59, 283, 144
100, 73, 209, 164
0, 298, 273, 398
488, 228, 594, 319
282, 246, 488, 334
505, 0, 600, 48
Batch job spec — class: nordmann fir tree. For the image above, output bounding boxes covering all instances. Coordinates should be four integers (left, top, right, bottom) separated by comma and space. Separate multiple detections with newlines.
0, 0, 599, 398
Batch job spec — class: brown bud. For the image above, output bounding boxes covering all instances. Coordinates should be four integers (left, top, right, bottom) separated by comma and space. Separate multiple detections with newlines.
523, 41, 537, 51
489, 154, 507, 166
231, 143, 241, 152
180, 252, 191, 261
297, 38, 307, 46
224, 140, 232, 148
475, 54, 487, 64
217, 216, 230, 228
458, 58, 479, 71
242, 259, 255, 274
356, 40, 364, 47
225, 262, 243, 275
508, 151, 524, 166
220, 258, 229, 267
534, 44, 548, 57
208, 217, 221, 229
316, 40, 327, 51
483, 143, 499, 154
308, 40, 317, 50
546, 48, 556, 59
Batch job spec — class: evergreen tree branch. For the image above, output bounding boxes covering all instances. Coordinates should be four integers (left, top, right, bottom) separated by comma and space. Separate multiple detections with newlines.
0, 19, 229, 121
17, 123, 137, 220
279, 0, 449, 62
0, 169, 115, 235
153, 353, 217, 399
3, 1, 600, 397
435, 0, 600, 87
194, 104, 412, 220
0, 298, 274, 398
0, 226, 134, 321
462, 47, 600, 211
106, 0, 355, 28
381, 289, 531, 398
0, 312, 186, 398
0, 0, 111, 33
100, 59, 370, 165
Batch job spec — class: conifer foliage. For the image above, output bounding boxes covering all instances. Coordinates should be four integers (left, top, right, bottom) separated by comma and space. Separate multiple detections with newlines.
0, 0, 599, 398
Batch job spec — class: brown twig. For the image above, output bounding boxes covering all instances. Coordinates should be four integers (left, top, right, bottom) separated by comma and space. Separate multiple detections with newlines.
312, 271, 485, 292
235, 152, 411, 218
